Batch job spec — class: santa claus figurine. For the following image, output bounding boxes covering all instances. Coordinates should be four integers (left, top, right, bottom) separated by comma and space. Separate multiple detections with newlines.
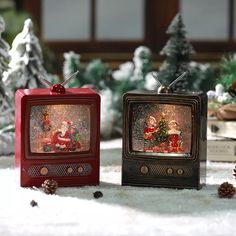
168, 120, 183, 153
52, 121, 81, 152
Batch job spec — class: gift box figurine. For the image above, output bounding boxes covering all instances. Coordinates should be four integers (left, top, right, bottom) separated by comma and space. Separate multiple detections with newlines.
15, 72, 100, 187
122, 72, 207, 189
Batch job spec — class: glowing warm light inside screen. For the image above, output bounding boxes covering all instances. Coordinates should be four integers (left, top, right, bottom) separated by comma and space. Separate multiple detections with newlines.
131, 103, 192, 157
30, 104, 90, 153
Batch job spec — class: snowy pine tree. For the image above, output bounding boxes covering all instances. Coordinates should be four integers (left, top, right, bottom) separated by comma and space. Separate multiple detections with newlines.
131, 46, 152, 84
63, 51, 81, 87
84, 59, 111, 90
3, 18, 47, 98
0, 16, 14, 155
0, 15, 13, 126
158, 13, 195, 91
0, 16, 10, 76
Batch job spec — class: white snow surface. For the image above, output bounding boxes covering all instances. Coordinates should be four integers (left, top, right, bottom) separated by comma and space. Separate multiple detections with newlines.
0, 140, 236, 236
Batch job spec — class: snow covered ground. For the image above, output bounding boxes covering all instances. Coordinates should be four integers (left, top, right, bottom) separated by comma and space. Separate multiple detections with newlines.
0, 139, 236, 236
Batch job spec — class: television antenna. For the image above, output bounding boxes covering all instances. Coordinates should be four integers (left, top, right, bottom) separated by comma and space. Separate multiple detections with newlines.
151, 72, 188, 94
37, 71, 79, 94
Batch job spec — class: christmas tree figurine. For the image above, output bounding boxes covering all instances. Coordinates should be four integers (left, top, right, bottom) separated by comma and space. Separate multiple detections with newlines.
155, 113, 168, 150
158, 13, 195, 91
3, 18, 47, 98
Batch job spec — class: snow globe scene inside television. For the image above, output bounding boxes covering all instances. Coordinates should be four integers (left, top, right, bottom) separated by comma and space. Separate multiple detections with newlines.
131, 104, 192, 157
30, 104, 91, 153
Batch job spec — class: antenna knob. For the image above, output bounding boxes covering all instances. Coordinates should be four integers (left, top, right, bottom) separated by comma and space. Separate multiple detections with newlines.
51, 84, 66, 94
157, 85, 173, 94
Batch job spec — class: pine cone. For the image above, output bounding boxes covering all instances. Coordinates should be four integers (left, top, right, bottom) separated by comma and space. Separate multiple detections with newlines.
233, 166, 236, 178
218, 182, 236, 198
41, 179, 58, 195
93, 191, 103, 199
30, 200, 38, 207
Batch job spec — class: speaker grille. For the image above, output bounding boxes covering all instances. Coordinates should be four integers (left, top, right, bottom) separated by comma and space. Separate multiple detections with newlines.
149, 164, 192, 177
128, 164, 193, 178
28, 163, 92, 177
140, 165, 192, 177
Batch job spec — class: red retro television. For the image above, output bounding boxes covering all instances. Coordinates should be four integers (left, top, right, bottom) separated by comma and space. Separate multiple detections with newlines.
122, 73, 207, 189
15, 74, 100, 187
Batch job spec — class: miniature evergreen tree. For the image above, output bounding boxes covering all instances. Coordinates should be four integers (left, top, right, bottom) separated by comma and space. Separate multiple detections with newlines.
112, 46, 153, 134
0, 15, 13, 126
158, 13, 195, 91
189, 62, 216, 92
155, 115, 168, 145
0, 16, 13, 124
218, 54, 236, 91
131, 46, 152, 84
0, 15, 14, 155
0, 16, 10, 76
63, 51, 82, 88
84, 59, 111, 90
3, 18, 47, 98
0, 16, 10, 92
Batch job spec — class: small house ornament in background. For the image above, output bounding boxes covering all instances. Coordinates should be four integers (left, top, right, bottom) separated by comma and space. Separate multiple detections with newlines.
122, 73, 207, 189
15, 71, 100, 187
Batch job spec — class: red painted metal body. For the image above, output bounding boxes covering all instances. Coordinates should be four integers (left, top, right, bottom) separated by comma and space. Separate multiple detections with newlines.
15, 88, 100, 187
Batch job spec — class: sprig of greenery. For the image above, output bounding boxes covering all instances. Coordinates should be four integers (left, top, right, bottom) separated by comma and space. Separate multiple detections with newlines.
218, 54, 236, 90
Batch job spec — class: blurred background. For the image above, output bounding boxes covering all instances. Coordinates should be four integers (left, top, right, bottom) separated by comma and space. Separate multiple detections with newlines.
0, 0, 234, 72
1, 0, 236, 150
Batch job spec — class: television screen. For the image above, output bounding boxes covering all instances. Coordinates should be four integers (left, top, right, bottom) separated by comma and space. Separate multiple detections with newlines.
131, 103, 192, 157
30, 104, 91, 153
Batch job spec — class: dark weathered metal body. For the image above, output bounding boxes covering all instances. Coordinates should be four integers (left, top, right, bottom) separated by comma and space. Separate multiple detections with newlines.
122, 91, 207, 189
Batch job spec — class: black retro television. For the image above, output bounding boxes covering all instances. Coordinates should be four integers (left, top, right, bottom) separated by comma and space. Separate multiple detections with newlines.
122, 75, 207, 189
